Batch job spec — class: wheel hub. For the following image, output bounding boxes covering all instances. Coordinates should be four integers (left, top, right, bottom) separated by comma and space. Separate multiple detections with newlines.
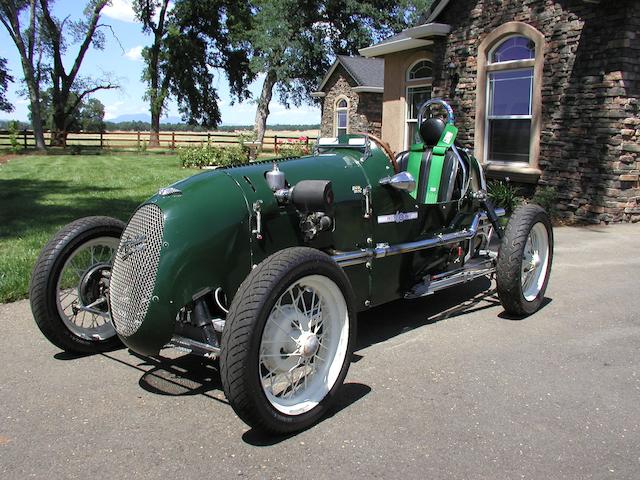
78, 263, 110, 311
297, 332, 320, 358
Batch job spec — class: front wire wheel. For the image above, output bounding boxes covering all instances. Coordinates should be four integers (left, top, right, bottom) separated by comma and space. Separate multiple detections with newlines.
30, 216, 125, 353
220, 247, 356, 434
259, 275, 349, 416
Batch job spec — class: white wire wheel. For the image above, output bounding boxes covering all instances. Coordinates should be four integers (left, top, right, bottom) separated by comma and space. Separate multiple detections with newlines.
258, 274, 350, 415
220, 247, 356, 434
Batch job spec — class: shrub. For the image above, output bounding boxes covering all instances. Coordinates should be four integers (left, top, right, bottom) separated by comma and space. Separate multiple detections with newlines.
8, 121, 22, 153
178, 145, 249, 168
277, 137, 310, 157
532, 186, 558, 218
487, 180, 523, 214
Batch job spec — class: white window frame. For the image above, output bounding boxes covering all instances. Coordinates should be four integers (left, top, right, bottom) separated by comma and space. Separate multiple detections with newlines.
404, 59, 433, 149
334, 96, 349, 137
406, 59, 434, 82
405, 84, 433, 148
484, 35, 536, 167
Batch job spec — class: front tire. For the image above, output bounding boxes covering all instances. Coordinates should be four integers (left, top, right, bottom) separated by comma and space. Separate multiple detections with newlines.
220, 247, 357, 434
496, 204, 553, 316
30, 216, 125, 353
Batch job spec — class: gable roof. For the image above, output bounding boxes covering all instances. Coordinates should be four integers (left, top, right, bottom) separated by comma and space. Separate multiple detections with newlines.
316, 55, 384, 93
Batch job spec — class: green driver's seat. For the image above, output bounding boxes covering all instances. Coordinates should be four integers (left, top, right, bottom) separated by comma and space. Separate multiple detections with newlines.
401, 118, 461, 204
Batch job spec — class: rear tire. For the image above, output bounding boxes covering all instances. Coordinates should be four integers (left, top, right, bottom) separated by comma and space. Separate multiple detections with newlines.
220, 247, 356, 434
30, 216, 125, 353
496, 204, 553, 316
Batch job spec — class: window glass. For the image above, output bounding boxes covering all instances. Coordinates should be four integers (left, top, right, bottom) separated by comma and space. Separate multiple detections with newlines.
407, 86, 432, 120
408, 60, 433, 80
490, 36, 535, 63
488, 118, 531, 163
337, 110, 347, 136
337, 99, 348, 108
488, 69, 533, 116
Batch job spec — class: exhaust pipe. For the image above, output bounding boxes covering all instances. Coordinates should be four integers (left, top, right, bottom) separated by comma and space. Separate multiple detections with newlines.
332, 209, 504, 267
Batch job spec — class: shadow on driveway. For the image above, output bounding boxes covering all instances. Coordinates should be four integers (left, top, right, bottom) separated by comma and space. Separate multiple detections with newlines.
50, 276, 551, 442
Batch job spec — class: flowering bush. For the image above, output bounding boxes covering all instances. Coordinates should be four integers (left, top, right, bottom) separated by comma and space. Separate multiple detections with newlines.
277, 136, 310, 157
179, 145, 248, 168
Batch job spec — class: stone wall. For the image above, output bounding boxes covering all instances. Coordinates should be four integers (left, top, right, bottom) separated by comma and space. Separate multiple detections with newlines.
430, 0, 639, 223
319, 65, 383, 138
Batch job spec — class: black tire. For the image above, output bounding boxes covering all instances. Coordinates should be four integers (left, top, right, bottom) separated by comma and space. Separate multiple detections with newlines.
220, 247, 357, 434
496, 204, 553, 316
29, 216, 125, 353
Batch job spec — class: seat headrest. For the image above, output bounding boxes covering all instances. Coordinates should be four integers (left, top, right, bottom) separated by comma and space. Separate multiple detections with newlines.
419, 117, 446, 147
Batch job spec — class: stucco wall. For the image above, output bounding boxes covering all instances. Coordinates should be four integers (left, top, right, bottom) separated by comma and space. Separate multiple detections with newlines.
319, 65, 382, 138
381, 49, 435, 153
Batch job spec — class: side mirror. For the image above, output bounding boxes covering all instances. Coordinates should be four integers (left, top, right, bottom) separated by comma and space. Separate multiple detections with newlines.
379, 171, 416, 192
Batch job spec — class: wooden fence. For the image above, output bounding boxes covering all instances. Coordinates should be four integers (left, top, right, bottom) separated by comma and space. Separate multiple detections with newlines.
0, 129, 311, 154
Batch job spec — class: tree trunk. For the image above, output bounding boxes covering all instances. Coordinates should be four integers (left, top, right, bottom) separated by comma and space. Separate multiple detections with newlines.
254, 70, 277, 146
149, 106, 160, 147
49, 94, 67, 147
25, 80, 46, 150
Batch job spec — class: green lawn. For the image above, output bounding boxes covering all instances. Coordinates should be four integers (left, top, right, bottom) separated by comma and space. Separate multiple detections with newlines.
0, 153, 198, 303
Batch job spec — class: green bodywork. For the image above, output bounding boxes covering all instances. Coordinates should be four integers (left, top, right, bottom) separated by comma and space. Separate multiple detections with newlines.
118, 137, 484, 355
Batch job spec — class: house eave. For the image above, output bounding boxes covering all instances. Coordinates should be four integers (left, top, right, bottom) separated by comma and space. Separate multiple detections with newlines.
352, 86, 384, 93
310, 91, 326, 98
359, 23, 451, 58
360, 38, 434, 58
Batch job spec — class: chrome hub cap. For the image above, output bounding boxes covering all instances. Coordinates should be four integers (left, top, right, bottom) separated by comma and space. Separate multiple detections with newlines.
298, 332, 320, 358
259, 275, 349, 416
521, 222, 550, 302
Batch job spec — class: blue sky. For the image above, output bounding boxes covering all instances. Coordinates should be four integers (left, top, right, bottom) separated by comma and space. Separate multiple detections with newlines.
0, 0, 320, 125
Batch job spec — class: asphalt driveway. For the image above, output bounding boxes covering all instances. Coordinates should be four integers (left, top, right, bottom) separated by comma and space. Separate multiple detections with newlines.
1, 224, 639, 479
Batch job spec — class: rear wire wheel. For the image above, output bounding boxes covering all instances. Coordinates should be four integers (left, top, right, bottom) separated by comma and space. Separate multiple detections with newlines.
30, 216, 125, 353
496, 204, 553, 316
220, 247, 356, 434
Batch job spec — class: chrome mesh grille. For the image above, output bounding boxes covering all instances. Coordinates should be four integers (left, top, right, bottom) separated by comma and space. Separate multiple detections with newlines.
109, 204, 164, 337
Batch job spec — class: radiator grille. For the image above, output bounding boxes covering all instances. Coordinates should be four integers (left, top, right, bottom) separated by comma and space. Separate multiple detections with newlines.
109, 204, 164, 337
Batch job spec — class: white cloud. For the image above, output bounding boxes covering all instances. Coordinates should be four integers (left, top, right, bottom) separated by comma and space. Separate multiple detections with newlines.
125, 45, 144, 62
103, 0, 172, 24
103, 0, 137, 23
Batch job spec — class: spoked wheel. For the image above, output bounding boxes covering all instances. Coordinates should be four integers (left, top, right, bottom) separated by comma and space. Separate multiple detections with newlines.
30, 217, 125, 353
220, 247, 356, 434
496, 204, 553, 316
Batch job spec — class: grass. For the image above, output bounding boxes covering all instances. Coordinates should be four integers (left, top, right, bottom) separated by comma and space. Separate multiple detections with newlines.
0, 153, 198, 303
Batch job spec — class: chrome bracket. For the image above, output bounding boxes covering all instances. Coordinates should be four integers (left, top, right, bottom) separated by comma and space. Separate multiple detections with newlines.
363, 186, 372, 219
252, 200, 263, 240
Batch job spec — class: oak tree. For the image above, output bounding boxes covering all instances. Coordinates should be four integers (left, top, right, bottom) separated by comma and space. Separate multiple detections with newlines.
241, 0, 433, 144
0, 0, 117, 148
133, 0, 254, 146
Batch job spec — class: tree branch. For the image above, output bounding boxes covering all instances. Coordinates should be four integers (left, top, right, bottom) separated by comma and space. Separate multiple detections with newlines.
96, 23, 124, 54
66, 0, 109, 89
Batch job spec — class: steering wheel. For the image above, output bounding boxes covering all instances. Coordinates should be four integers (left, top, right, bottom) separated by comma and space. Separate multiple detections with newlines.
358, 132, 399, 174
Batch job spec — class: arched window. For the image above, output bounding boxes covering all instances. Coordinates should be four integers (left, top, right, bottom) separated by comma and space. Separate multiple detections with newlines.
490, 36, 535, 64
475, 24, 544, 174
334, 97, 349, 137
405, 59, 433, 147
407, 59, 433, 81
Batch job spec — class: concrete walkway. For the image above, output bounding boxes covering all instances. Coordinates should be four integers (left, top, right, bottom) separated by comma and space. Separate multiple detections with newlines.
1, 224, 639, 479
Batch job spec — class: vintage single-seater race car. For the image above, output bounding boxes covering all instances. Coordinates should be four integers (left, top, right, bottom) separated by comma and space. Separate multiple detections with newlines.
30, 99, 553, 434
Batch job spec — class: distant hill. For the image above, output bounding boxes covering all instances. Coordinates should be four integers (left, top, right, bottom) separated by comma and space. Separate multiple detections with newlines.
107, 114, 183, 124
